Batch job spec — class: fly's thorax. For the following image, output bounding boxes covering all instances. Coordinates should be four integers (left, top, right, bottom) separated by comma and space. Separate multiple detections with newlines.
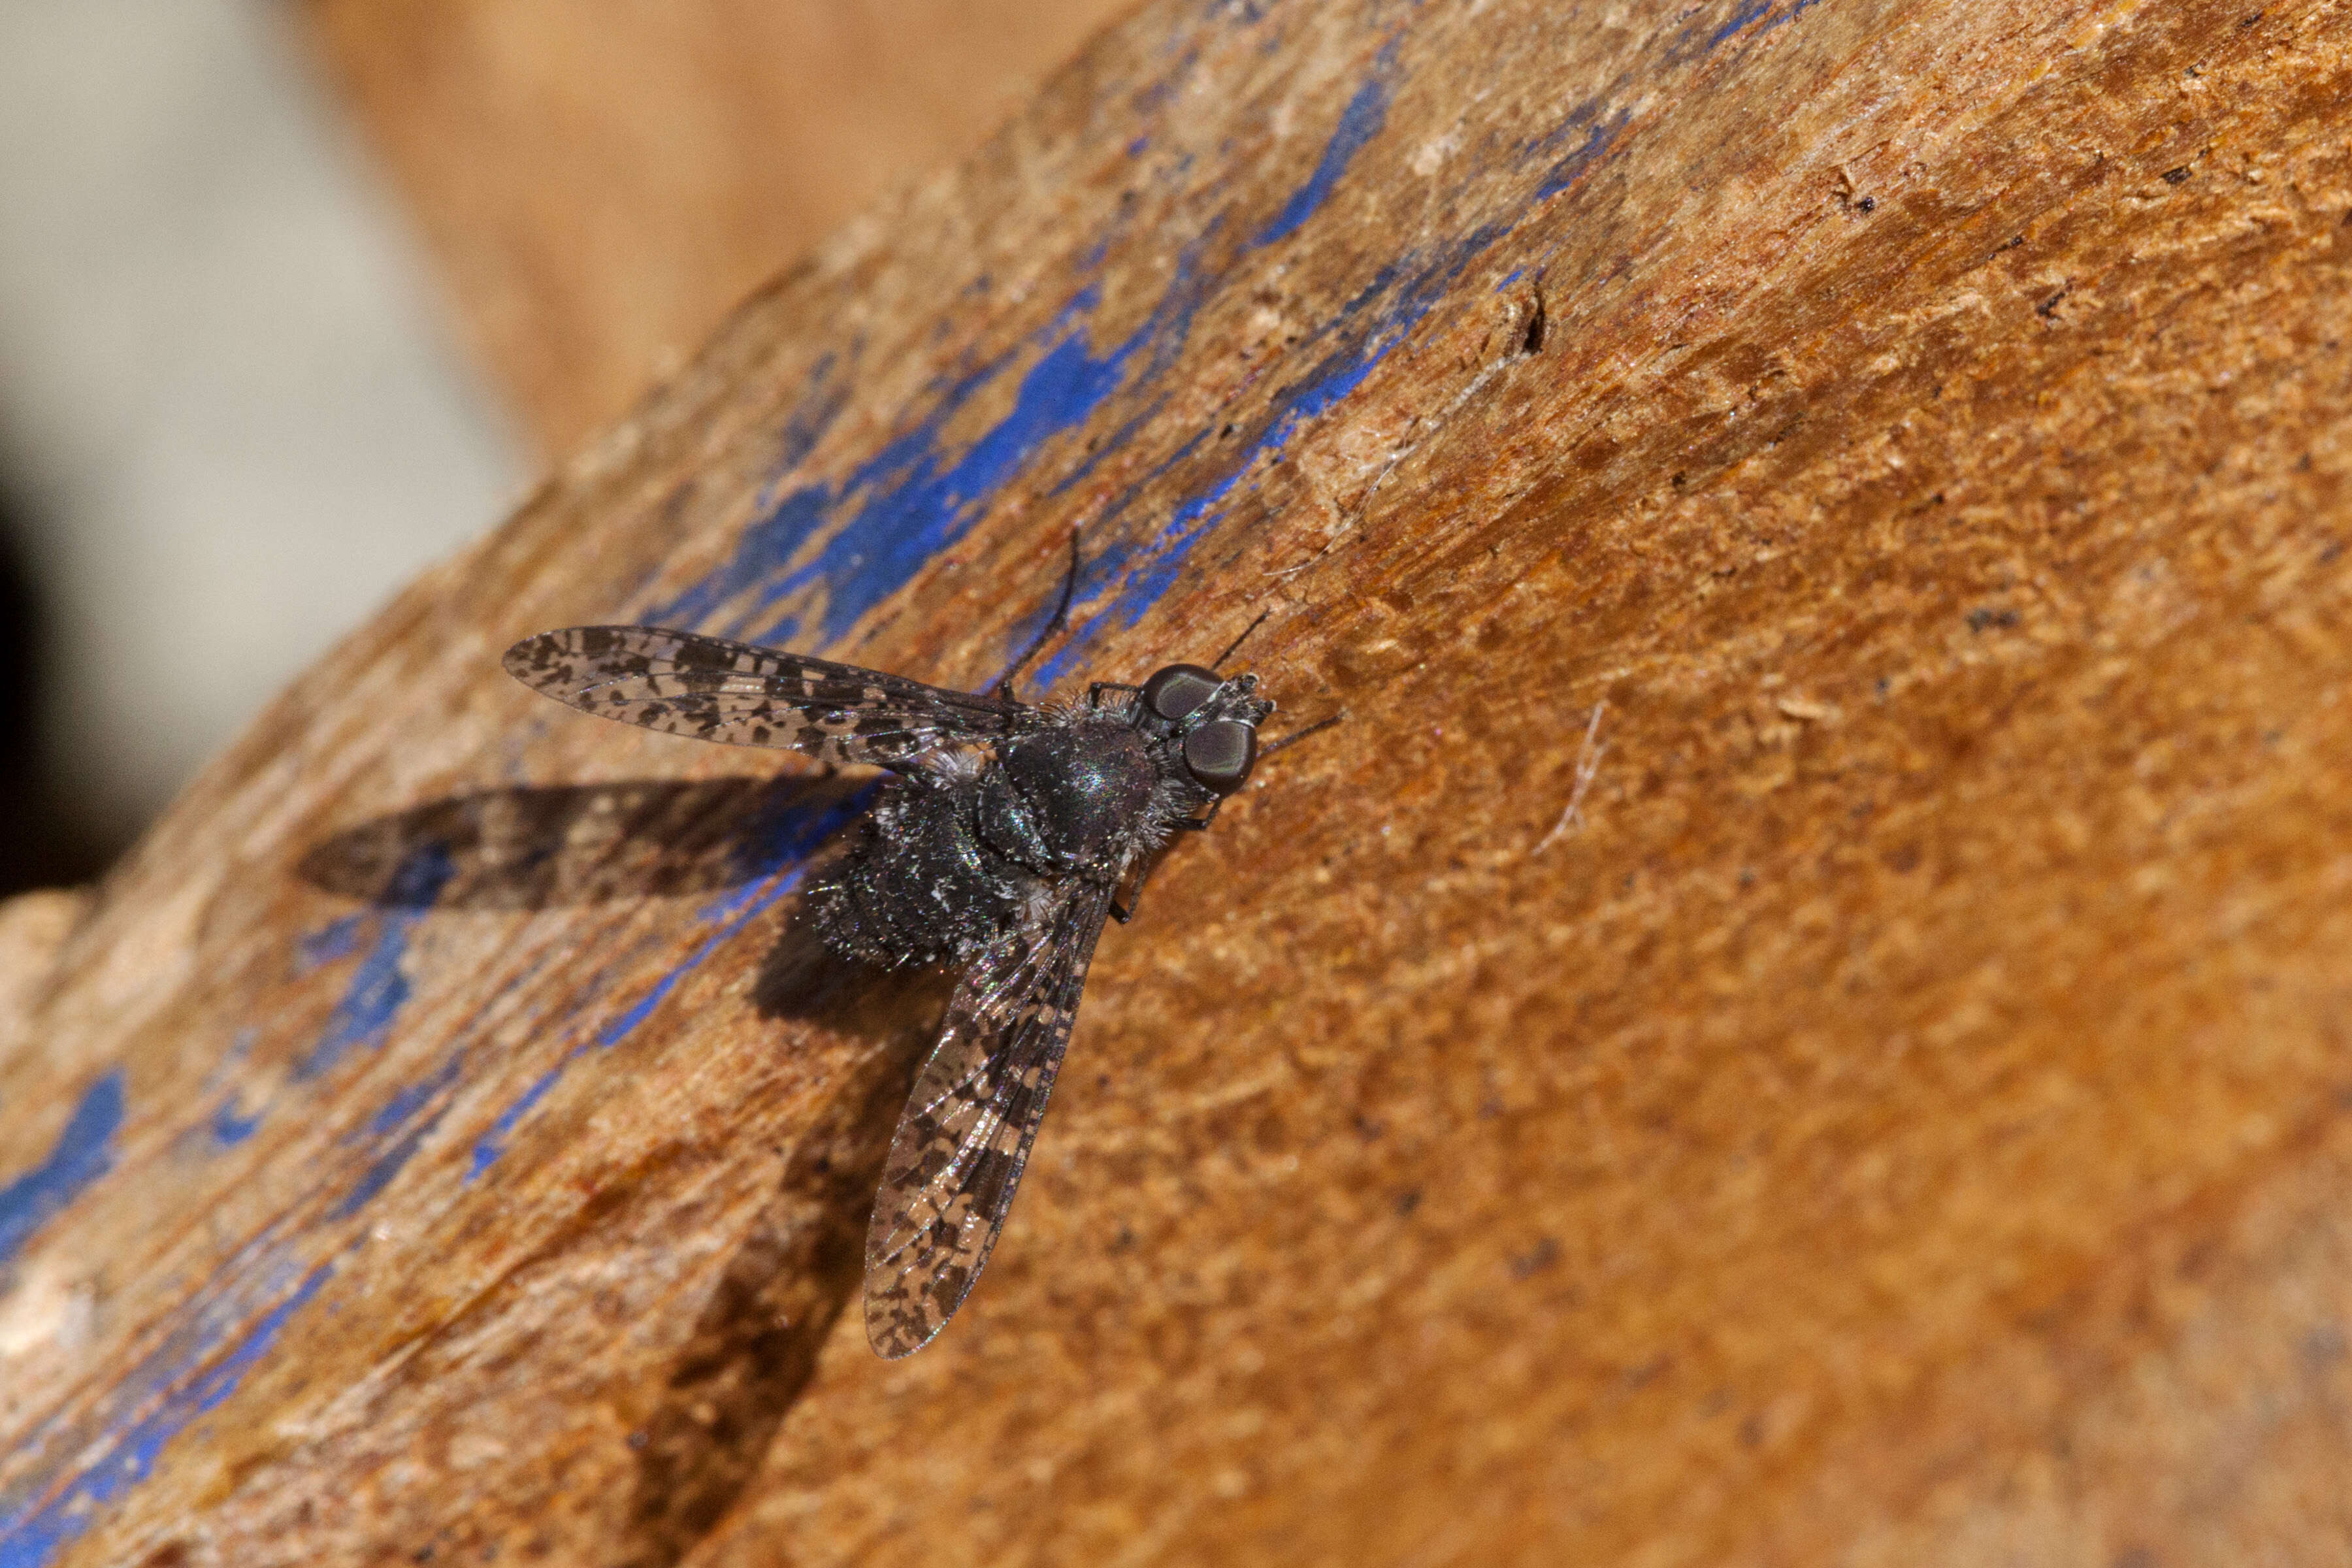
977, 721, 1156, 875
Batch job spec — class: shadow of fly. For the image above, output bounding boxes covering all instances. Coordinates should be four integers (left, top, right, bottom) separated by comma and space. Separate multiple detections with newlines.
504, 540, 1332, 1357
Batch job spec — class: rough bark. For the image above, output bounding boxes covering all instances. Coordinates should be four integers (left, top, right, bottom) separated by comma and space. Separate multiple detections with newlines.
5, 0, 2351, 1564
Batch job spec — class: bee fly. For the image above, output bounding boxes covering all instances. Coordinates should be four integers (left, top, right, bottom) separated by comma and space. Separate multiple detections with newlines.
504, 539, 1331, 1356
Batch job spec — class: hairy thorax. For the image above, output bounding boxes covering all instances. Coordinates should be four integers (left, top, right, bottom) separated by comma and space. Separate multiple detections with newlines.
812, 717, 1161, 968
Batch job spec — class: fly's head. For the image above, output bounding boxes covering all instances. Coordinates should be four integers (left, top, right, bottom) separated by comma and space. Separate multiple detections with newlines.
1131, 664, 1275, 802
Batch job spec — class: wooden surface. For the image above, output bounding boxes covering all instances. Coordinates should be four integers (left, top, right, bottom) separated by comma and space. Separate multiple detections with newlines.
7, 0, 2352, 1563
301, 0, 1134, 455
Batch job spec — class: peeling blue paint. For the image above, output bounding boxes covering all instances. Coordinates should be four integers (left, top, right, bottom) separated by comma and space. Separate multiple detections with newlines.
1038, 220, 1517, 681
294, 915, 363, 973
627, 353, 850, 633
1673, 0, 1823, 60
465, 791, 870, 1181
0, 1258, 331, 1568
467, 1064, 564, 1181
208, 1096, 261, 1149
649, 241, 1216, 668
0, 1005, 482, 1559
1707, 0, 1821, 49
647, 52, 1631, 703
331, 1119, 439, 1221
293, 845, 453, 1082
324, 1050, 471, 1222
1023, 95, 1630, 680
1047, 227, 1220, 504
776, 350, 849, 474
360, 1070, 444, 1141
1535, 107, 1629, 201
596, 795, 868, 1052
653, 49, 1640, 705
0, 1071, 124, 1267
1250, 37, 1399, 248
1707, 0, 1774, 47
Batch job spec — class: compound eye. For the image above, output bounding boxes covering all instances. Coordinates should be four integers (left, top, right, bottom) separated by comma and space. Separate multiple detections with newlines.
1182, 719, 1256, 795
1141, 664, 1224, 723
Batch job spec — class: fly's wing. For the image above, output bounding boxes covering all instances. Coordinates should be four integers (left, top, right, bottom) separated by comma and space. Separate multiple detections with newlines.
504, 625, 1019, 768
865, 880, 1117, 1358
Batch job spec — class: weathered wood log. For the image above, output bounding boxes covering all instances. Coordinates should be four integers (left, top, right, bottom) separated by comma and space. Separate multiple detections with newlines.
7, 0, 2352, 1564
301, 0, 1133, 454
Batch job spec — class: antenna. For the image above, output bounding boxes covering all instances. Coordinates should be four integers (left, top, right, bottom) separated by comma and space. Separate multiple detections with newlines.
994, 529, 1082, 702
1211, 608, 1273, 672
1257, 710, 1344, 759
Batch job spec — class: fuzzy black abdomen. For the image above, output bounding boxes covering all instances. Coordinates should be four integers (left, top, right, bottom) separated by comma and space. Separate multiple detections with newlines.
811, 776, 1041, 967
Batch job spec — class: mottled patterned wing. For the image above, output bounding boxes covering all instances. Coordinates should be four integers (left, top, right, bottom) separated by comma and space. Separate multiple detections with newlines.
504, 625, 1018, 768
865, 880, 1117, 1358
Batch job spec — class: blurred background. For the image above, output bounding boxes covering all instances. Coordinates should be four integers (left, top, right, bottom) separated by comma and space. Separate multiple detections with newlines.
0, 0, 1125, 898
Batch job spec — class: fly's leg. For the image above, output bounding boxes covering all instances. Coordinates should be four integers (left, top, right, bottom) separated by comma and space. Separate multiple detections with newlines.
1109, 807, 1216, 923
1089, 681, 1144, 714
1109, 853, 1159, 924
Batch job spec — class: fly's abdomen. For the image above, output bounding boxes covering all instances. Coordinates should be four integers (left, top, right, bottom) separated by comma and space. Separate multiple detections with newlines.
812, 777, 1036, 966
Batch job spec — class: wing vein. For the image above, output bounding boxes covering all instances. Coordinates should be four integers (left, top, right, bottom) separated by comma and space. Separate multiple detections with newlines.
862, 881, 1115, 1358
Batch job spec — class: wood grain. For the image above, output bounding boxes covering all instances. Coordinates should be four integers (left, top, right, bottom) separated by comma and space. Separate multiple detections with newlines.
6, 0, 2351, 1563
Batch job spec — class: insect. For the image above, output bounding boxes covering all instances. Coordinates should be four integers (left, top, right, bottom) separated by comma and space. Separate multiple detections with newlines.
503, 543, 1326, 1356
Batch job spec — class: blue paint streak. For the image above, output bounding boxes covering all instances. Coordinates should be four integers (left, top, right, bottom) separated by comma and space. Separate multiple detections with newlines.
640, 33, 1637, 698
295, 915, 363, 972
1698, 0, 1823, 53
329, 1056, 465, 1222
208, 1096, 261, 1149
464, 791, 871, 1181
362, 1076, 436, 1139
0, 1071, 124, 1266
1536, 108, 1629, 200
595, 979, 683, 1052
1032, 93, 1624, 670
743, 303, 1139, 647
188, 1272, 329, 1411
1037, 223, 1517, 683
467, 1064, 564, 1181
328, 1126, 433, 1221
1250, 38, 1398, 248
293, 845, 453, 1081
777, 350, 849, 470
635, 354, 849, 632
1707, 0, 1773, 47
596, 795, 867, 1051
1046, 226, 1220, 502
0, 1262, 331, 1568
651, 242, 1214, 661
